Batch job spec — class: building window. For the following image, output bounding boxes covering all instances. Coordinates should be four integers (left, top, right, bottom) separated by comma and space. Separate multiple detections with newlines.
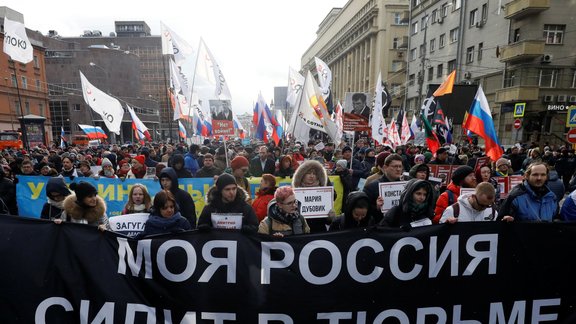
421, 16, 427, 30
430, 38, 436, 52
478, 42, 483, 61
74, 104, 81, 111
393, 37, 399, 49
437, 64, 444, 78
39, 103, 44, 116
450, 28, 459, 43
21, 76, 27, 89
448, 60, 456, 72
481, 3, 488, 22
393, 12, 402, 25
504, 70, 517, 87
11, 74, 17, 87
428, 67, 434, 81
35, 79, 41, 91
409, 74, 415, 86
412, 22, 419, 35
439, 34, 446, 48
543, 25, 565, 44
441, 3, 449, 17
571, 70, 576, 88
466, 46, 475, 63
539, 69, 558, 88
33, 56, 39, 68
470, 9, 478, 27
25, 102, 30, 115
452, 0, 461, 10
431, 10, 438, 24
392, 61, 404, 72
419, 44, 425, 57
410, 48, 416, 61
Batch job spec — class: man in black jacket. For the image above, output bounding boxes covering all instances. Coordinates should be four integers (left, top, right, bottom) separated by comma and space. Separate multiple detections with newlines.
249, 146, 276, 177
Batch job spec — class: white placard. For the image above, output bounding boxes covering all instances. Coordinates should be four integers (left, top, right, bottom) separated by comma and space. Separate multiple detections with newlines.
314, 142, 325, 151
357, 178, 367, 191
211, 213, 243, 229
460, 188, 476, 196
293, 186, 334, 218
109, 213, 149, 238
378, 181, 409, 213
411, 218, 432, 227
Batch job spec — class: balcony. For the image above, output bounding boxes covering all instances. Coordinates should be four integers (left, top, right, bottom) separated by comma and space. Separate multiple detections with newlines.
498, 40, 545, 63
505, 0, 550, 20
495, 86, 540, 103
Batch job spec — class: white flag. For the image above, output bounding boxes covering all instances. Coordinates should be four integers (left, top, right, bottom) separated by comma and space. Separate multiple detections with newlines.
334, 101, 344, 147
314, 57, 332, 101
3, 16, 33, 64
410, 114, 419, 136
160, 22, 195, 66
287, 67, 304, 108
79, 71, 123, 135
194, 38, 232, 100
371, 72, 386, 144
387, 117, 402, 149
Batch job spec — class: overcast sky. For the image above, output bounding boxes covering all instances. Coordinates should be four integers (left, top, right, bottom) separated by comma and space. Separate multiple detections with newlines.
3, 0, 348, 115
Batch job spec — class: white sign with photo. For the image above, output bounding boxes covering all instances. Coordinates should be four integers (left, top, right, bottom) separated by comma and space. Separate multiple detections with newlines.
379, 181, 409, 213
211, 213, 243, 229
293, 186, 334, 218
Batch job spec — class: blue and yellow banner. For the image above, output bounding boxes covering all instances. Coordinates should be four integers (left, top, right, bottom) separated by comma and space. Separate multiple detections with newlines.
16, 176, 343, 218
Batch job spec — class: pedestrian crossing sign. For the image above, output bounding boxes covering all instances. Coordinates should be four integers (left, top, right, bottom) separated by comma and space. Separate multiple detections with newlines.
513, 103, 526, 117
567, 106, 576, 127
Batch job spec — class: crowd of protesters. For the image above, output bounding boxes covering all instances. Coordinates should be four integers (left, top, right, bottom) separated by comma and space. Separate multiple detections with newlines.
2, 136, 576, 237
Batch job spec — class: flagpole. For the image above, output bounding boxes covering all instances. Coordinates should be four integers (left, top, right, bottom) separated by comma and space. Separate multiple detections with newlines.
223, 137, 230, 169
9, 62, 30, 151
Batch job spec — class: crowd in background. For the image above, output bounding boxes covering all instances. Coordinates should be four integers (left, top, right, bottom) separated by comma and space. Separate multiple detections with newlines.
2, 136, 576, 237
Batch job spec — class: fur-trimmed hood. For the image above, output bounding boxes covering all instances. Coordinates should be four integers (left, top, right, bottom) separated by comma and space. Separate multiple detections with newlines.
62, 194, 107, 223
292, 160, 327, 188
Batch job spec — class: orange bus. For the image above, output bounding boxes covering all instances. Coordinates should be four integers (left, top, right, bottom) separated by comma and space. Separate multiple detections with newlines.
72, 135, 90, 146
0, 131, 23, 150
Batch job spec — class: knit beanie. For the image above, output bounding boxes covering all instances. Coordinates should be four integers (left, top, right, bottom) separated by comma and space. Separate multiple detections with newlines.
376, 152, 391, 168
451, 166, 474, 186
261, 174, 276, 187
414, 154, 425, 164
133, 155, 145, 165
496, 158, 510, 168
230, 156, 249, 170
336, 159, 348, 169
423, 152, 433, 163
69, 181, 98, 202
101, 158, 112, 167
216, 173, 237, 192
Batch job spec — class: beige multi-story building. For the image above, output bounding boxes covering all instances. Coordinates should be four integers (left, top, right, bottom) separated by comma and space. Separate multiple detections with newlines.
407, 0, 576, 146
302, 0, 410, 117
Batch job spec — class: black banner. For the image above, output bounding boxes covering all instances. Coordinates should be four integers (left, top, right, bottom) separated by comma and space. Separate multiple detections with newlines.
1, 216, 576, 323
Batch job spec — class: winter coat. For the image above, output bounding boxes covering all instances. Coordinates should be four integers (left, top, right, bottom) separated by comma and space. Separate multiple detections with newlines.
196, 166, 222, 178
172, 155, 193, 178
138, 212, 191, 238
252, 187, 276, 222
433, 182, 461, 224
197, 185, 258, 232
498, 180, 558, 222
184, 152, 200, 176
62, 194, 110, 229
159, 167, 197, 227
440, 193, 498, 223
292, 160, 333, 233
380, 179, 435, 228
362, 173, 395, 224
0, 171, 17, 215
258, 199, 310, 236
329, 191, 373, 231
560, 190, 576, 221
249, 157, 276, 177
40, 177, 72, 220
547, 170, 565, 202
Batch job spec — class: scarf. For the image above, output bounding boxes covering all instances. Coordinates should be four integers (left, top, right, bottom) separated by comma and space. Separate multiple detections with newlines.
132, 204, 147, 212
408, 201, 428, 220
131, 166, 146, 179
269, 204, 304, 234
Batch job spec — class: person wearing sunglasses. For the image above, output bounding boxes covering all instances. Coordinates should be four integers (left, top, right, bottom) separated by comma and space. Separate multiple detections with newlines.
440, 182, 498, 223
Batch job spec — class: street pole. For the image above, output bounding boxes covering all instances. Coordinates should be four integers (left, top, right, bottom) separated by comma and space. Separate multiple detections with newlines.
89, 62, 120, 144
9, 62, 30, 151
416, 15, 428, 114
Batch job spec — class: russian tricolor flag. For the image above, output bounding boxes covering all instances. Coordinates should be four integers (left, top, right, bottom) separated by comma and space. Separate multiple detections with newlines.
78, 124, 108, 140
253, 93, 283, 145
463, 85, 503, 161
178, 120, 187, 140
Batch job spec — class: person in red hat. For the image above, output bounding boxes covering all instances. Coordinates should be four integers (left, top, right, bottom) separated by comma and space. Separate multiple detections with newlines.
127, 155, 146, 179
230, 156, 251, 198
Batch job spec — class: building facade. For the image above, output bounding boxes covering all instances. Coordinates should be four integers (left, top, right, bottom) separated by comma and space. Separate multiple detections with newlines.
301, 0, 410, 118
407, 0, 576, 146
